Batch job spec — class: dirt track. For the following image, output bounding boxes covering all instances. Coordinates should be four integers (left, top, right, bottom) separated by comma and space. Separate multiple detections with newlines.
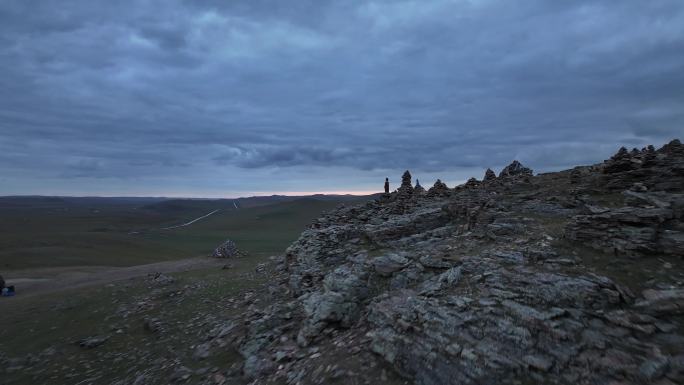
1, 257, 225, 300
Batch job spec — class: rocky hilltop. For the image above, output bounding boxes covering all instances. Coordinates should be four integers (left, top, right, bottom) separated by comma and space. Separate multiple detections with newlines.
222, 140, 684, 384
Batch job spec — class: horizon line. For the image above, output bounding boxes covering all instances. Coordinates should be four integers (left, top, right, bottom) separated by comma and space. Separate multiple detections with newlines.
0, 190, 381, 200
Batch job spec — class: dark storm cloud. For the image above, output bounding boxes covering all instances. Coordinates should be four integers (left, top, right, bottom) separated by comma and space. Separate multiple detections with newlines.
1, 0, 683, 196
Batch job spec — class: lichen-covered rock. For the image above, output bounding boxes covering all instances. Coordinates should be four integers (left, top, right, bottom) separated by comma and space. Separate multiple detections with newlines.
371, 253, 409, 276
243, 354, 275, 379
231, 139, 684, 385
297, 264, 370, 345
634, 289, 684, 315
365, 257, 662, 385
565, 191, 684, 256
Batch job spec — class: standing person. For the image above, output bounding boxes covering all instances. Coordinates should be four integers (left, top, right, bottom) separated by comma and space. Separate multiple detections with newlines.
384, 177, 390, 194
0, 274, 5, 291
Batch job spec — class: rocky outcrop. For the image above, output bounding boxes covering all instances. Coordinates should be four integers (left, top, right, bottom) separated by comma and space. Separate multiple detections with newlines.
371, 253, 410, 276
499, 160, 533, 178
566, 196, 683, 256
366, 263, 648, 385
297, 264, 370, 344
601, 139, 684, 191
566, 186, 684, 257
231, 139, 684, 385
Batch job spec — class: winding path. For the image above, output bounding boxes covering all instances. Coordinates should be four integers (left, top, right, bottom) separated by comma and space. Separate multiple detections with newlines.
161, 209, 221, 230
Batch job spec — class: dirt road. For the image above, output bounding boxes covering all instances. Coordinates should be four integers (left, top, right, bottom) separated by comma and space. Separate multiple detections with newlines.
160, 209, 221, 230
1, 257, 225, 300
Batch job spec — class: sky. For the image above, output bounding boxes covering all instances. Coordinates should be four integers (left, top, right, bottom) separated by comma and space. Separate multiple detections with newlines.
1, 0, 683, 197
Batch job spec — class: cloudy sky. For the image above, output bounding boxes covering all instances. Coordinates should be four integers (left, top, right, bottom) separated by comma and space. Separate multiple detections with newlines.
1, 0, 683, 197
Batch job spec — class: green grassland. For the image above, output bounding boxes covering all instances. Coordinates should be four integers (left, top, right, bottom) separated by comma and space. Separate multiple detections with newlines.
0, 260, 268, 385
0, 195, 373, 384
0, 196, 365, 270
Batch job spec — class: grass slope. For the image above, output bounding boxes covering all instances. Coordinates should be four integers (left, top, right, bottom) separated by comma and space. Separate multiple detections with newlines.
0, 196, 362, 270
0, 262, 267, 385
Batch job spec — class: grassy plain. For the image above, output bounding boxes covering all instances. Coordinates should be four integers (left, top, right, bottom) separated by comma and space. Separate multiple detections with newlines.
0, 260, 267, 385
0, 196, 360, 270
0, 194, 371, 384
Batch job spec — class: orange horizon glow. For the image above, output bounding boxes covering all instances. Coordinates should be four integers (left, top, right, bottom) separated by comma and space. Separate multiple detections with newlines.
0, 190, 383, 199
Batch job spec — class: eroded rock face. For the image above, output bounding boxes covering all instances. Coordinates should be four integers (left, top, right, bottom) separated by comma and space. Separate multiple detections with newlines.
565, 189, 684, 257
366, 257, 643, 385
296, 263, 371, 344
231, 139, 684, 385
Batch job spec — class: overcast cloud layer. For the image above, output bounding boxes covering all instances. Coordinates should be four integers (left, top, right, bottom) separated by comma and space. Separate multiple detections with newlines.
1, 0, 683, 197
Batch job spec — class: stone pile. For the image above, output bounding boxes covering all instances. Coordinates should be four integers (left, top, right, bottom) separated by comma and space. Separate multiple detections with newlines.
463, 177, 480, 188
499, 160, 533, 178
413, 180, 425, 195
396, 170, 414, 198
211, 239, 241, 258
426, 179, 449, 197
483, 168, 497, 182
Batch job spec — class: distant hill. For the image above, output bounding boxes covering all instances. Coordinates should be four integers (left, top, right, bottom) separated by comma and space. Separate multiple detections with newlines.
0, 193, 376, 270
0, 196, 166, 210
140, 194, 375, 213
0, 194, 375, 212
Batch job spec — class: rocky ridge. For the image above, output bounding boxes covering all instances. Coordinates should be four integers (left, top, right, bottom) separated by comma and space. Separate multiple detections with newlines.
4, 141, 680, 385
216, 140, 684, 384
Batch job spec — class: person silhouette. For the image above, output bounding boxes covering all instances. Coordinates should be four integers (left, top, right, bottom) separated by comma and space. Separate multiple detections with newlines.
384, 177, 390, 194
